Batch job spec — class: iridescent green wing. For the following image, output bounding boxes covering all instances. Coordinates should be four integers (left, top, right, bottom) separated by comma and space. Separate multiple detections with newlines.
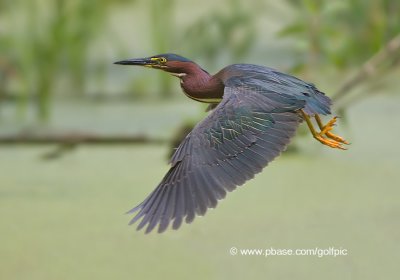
128, 84, 305, 233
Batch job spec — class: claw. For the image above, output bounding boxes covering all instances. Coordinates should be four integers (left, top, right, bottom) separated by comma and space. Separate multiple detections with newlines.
320, 116, 337, 135
300, 110, 349, 150
314, 134, 347, 150
318, 116, 349, 148
325, 131, 350, 145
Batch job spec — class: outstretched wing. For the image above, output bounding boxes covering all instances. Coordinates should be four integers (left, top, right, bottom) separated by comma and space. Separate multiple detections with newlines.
128, 84, 306, 233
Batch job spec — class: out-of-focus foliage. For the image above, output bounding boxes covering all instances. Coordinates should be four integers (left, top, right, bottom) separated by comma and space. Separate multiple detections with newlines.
279, 0, 400, 72
0, 0, 130, 120
183, 0, 257, 66
149, 0, 175, 98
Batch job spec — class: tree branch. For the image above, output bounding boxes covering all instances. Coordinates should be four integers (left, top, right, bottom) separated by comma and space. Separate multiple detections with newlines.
332, 33, 400, 102
0, 132, 167, 145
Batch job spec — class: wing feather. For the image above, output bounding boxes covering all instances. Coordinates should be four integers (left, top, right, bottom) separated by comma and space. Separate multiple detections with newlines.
128, 83, 305, 233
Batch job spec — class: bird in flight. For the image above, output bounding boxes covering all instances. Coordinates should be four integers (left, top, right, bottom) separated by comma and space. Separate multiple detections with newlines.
115, 53, 349, 233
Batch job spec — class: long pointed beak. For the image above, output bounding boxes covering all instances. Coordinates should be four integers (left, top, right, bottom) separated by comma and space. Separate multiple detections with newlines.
114, 58, 154, 66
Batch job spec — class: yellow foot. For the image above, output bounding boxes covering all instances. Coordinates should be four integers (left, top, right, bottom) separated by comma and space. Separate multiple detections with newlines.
300, 110, 349, 150
319, 116, 350, 146
325, 131, 350, 145
320, 116, 337, 135
314, 134, 347, 150
315, 116, 349, 149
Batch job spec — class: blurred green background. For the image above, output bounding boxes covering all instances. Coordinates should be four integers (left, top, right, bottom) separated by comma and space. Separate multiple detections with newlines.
1, 0, 399, 279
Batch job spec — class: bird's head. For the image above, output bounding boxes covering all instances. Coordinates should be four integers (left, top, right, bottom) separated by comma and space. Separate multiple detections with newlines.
114, 53, 207, 77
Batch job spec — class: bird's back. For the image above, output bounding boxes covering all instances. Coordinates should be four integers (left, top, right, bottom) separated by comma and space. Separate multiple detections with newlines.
218, 64, 331, 115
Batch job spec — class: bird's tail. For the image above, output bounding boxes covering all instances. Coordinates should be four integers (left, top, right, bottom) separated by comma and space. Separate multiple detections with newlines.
303, 86, 332, 115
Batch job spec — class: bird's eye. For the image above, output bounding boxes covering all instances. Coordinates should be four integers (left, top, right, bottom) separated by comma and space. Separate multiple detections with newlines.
159, 57, 167, 64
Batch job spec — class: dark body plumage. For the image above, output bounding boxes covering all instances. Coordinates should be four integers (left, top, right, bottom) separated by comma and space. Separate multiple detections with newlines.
115, 54, 332, 233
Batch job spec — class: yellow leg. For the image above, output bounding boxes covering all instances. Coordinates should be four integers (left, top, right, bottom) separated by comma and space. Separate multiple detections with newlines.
300, 110, 348, 150
315, 115, 349, 144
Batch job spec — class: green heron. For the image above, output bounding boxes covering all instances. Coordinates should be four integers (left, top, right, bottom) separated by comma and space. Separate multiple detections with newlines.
115, 53, 348, 233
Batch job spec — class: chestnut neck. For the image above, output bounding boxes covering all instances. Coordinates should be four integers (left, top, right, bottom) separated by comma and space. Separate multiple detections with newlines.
178, 63, 224, 103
